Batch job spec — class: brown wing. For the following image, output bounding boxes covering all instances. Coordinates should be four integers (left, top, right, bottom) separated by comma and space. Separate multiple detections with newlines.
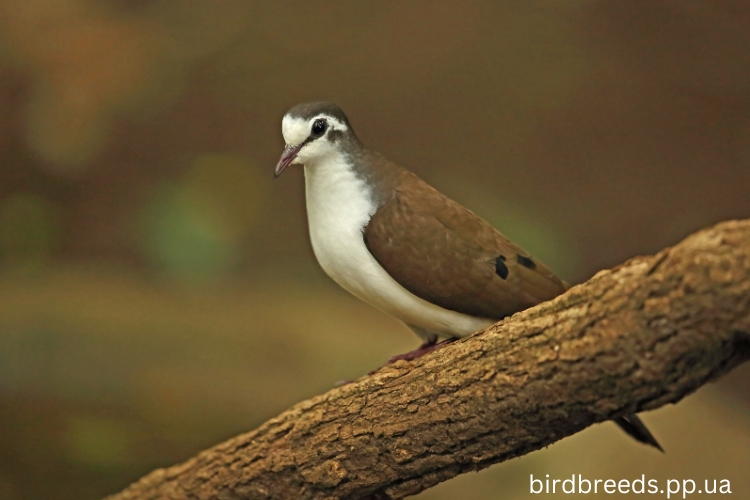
363, 174, 568, 319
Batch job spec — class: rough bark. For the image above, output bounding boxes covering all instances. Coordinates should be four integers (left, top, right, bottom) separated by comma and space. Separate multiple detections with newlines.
107, 220, 750, 500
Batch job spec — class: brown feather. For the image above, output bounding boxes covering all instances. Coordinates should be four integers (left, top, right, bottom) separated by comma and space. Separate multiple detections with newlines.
363, 168, 568, 320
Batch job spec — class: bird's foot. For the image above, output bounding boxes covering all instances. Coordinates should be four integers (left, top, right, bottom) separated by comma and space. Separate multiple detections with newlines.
388, 337, 458, 363
365, 338, 458, 376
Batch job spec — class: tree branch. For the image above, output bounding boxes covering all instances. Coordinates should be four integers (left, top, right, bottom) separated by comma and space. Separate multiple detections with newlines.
107, 220, 750, 500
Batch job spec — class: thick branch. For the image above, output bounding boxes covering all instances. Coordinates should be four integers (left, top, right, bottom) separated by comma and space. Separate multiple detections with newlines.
108, 220, 750, 500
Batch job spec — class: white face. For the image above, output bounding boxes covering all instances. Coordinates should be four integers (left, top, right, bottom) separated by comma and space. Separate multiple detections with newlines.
281, 113, 348, 165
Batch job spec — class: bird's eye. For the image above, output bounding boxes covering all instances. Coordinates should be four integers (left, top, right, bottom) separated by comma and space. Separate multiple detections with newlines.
311, 118, 328, 138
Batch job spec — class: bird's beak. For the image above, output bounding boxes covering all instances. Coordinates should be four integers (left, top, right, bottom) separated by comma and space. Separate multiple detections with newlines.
274, 144, 303, 178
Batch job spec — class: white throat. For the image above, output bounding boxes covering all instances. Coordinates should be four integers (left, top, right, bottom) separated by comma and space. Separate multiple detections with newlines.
303, 152, 494, 339
303, 151, 376, 293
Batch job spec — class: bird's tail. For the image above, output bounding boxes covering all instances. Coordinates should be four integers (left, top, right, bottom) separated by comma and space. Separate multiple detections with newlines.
614, 414, 664, 452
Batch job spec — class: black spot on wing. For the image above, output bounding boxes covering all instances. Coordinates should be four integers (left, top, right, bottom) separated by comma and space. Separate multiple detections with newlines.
495, 256, 509, 279
517, 255, 536, 269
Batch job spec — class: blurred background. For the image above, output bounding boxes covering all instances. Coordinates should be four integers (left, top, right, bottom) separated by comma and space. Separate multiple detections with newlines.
0, 1, 749, 499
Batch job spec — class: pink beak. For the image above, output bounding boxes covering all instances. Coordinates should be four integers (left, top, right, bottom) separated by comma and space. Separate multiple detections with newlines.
274, 144, 303, 178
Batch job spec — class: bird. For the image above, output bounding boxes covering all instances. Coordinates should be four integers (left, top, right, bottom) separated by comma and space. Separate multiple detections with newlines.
273, 101, 662, 451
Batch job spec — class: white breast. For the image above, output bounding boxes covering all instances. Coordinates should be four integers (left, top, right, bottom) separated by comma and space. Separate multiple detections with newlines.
303, 153, 494, 339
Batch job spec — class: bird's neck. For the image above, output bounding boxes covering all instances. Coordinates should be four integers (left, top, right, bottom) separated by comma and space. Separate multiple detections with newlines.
302, 147, 413, 218
303, 151, 375, 227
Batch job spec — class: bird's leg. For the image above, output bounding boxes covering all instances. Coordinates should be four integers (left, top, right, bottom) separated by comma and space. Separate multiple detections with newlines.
364, 336, 459, 376
367, 336, 458, 375
388, 337, 458, 363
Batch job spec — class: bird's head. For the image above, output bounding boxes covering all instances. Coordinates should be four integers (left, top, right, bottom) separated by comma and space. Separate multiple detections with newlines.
274, 102, 356, 177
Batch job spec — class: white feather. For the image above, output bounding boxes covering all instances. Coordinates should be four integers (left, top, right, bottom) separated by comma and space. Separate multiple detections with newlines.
303, 151, 494, 339
282, 114, 348, 148
281, 116, 309, 147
